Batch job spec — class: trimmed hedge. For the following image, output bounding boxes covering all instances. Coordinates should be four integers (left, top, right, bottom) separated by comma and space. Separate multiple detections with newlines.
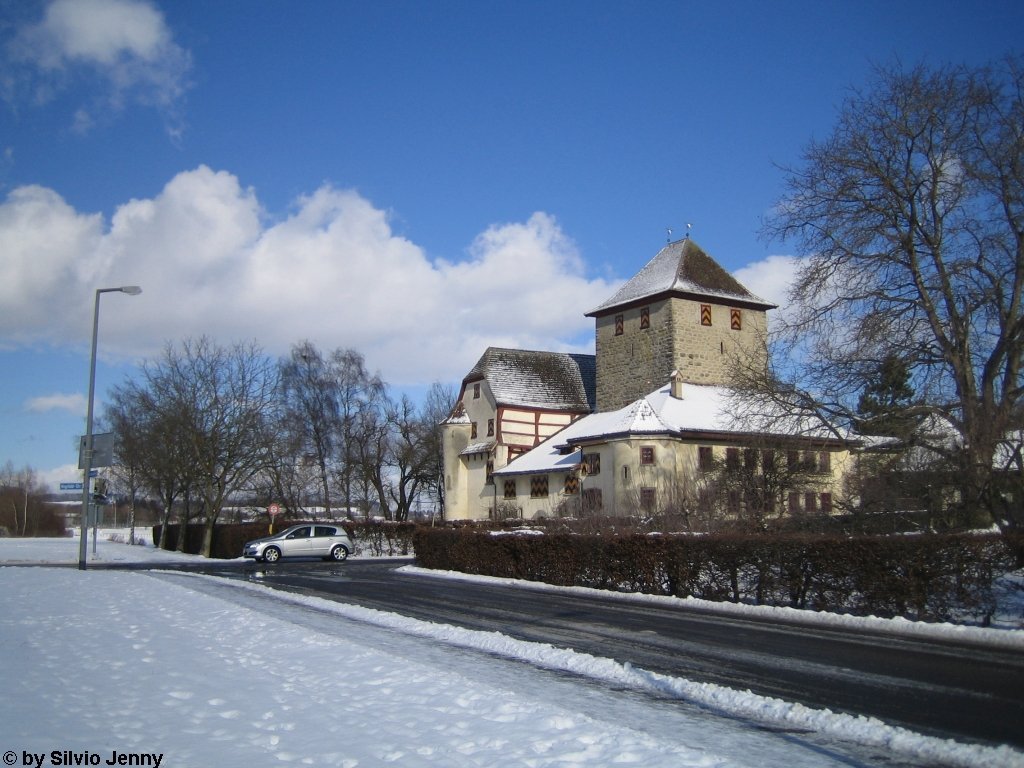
154, 520, 416, 560
412, 528, 1018, 625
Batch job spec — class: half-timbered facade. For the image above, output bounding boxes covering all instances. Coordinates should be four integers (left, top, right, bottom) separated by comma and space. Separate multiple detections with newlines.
441, 348, 595, 520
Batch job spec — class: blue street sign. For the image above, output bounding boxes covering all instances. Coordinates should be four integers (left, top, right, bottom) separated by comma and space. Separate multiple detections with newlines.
60, 482, 84, 490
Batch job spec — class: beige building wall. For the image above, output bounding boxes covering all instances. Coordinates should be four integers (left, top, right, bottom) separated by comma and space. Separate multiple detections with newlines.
497, 439, 854, 522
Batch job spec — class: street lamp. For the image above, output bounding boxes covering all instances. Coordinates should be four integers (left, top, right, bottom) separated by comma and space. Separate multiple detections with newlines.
79, 285, 142, 570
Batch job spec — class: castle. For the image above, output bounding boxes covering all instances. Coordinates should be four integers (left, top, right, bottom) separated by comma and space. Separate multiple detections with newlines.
441, 238, 853, 523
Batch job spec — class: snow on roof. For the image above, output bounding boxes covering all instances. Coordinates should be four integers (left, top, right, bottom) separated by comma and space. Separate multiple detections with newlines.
463, 347, 596, 412
586, 238, 776, 316
495, 382, 846, 476
461, 441, 496, 456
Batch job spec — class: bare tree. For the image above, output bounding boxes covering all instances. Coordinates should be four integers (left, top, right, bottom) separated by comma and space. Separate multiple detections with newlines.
757, 56, 1024, 533
329, 348, 384, 516
110, 373, 196, 549
420, 381, 457, 518
102, 393, 146, 544
129, 338, 279, 556
0, 461, 44, 536
278, 341, 339, 516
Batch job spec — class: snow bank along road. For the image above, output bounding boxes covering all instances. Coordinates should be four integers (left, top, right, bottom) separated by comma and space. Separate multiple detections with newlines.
183, 558, 1024, 751
7, 564, 1019, 768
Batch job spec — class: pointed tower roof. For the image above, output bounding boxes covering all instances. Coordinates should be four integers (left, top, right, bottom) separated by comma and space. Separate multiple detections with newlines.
586, 238, 776, 316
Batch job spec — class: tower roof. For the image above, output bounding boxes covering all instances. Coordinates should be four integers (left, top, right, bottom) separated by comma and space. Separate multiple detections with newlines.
586, 238, 776, 316
462, 347, 596, 412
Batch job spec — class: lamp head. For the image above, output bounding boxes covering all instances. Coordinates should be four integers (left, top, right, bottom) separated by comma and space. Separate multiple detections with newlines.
120, 286, 142, 295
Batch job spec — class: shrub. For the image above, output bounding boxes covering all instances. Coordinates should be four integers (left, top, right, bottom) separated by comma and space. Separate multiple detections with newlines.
412, 528, 1013, 625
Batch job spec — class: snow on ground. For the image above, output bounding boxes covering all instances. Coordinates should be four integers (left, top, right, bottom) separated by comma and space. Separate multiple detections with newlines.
1, 533, 1023, 768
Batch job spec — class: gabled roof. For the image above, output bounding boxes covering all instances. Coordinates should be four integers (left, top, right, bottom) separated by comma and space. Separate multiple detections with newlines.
586, 238, 775, 316
494, 382, 850, 476
463, 347, 596, 412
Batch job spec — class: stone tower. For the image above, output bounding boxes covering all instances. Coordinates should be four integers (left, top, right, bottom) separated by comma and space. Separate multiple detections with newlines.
586, 238, 776, 412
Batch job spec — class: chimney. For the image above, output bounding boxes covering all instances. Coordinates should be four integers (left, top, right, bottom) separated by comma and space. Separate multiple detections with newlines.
670, 369, 684, 399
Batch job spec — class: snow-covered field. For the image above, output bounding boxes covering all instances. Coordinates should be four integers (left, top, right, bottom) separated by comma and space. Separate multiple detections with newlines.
1, 532, 1022, 768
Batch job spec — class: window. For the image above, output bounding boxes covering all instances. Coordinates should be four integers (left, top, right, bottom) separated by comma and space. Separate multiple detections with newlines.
727, 490, 741, 515
286, 526, 311, 539
640, 487, 656, 511
640, 446, 655, 465
730, 308, 742, 330
583, 488, 603, 513
622, 465, 630, 482
486, 460, 494, 485
615, 314, 624, 335
640, 306, 650, 329
820, 492, 833, 514
698, 446, 714, 471
503, 480, 516, 499
583, 453, 601, 475
817, 451, 831, 473
787, 450, 800, 471
788, 492, 801, 514
698, 488, 713, 513
530, 476, 549, 498
700, 304, 713, 326
726, 447, 740, 470
487, 418, 494, 437
762, 449, 775, 472
744, 448, 758, 470
564, 474, 579, 494
805, 492, 817, 513
473, 382, 480, 399
471, 422, 478, 439
314, 526, 338, 537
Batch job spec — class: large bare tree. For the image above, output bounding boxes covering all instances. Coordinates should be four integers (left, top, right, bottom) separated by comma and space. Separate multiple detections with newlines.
278, 341, 339, 516
757, 56, 1024, 533
132, 338, 278, 556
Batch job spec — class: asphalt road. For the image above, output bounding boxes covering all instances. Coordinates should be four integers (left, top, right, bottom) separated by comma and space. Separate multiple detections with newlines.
182, 558, 1024, 750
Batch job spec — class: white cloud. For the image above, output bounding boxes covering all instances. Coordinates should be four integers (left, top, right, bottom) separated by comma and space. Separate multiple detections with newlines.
733, 254, 805, 329
6, 0, 191, 134
25, 393, 86, 415
0, 167, 617, 387
733, 254, 800, 307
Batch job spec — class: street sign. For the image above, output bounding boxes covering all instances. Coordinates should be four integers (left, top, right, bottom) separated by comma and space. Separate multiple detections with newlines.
79, 432, 115, 469
268, 503, 282, 516
60, 482, 84, 491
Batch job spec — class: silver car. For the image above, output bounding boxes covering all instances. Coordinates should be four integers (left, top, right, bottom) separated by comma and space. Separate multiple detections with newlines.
243, 524, 353, 563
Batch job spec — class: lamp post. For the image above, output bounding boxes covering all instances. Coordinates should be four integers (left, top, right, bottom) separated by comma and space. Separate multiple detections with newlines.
79, 285, 142, 570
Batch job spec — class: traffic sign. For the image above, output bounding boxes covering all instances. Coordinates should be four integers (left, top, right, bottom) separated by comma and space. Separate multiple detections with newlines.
268, 503, 282, 516
60, 482, 84, 491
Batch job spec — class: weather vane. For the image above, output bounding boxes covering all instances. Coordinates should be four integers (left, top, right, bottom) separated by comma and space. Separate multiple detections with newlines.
667, 223, 693, 243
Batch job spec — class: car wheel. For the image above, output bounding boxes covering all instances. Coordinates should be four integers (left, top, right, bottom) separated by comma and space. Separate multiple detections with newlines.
263, 546, 281, 563
330, 544, 349, 562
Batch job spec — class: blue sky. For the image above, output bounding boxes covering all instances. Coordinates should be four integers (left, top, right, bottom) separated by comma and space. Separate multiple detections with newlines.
2, 0, 1022, 490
